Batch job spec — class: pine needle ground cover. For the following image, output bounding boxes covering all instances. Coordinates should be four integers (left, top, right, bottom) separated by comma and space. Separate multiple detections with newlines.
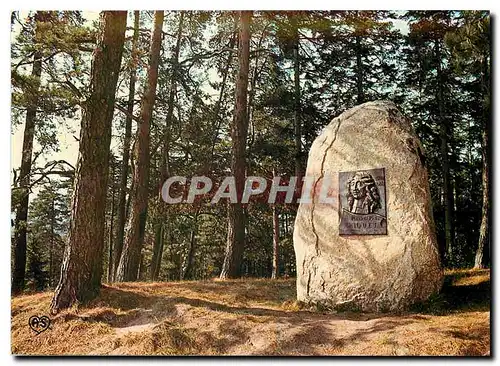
12, 269, 489, 356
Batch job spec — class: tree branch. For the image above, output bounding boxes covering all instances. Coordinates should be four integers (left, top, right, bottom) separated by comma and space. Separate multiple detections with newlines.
115, 103, 142, 123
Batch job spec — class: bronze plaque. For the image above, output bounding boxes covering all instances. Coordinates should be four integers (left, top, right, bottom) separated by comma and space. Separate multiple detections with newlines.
339, 168, 387, 235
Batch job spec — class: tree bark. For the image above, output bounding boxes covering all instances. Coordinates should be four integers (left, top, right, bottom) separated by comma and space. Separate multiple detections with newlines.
116, 11, 164, 282
436, 39, 454, 262
293, 27, 302, 179
151, 222, 164, 281
12, 12, 45, 295
113, 10, 140, 280
107, 158, 116, 282
475, 54, 490, 269
272, 204, 279, 279
50, 11, 127, 312
49, 194, 55, 287
220, 11, 252, 279
475, 127, 489, 268
247, 22, 268, 150
151, 11, 184, 281
161, 11, 183, 181
181, 210, 199, 280
209, 28, 237, 168
355, 35, 365, 104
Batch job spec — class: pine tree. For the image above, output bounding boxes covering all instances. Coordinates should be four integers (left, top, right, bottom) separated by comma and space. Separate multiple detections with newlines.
26, 240, 49, 292
50, 11, 127, 312
402, 11, 459, 264
445, 11, 490, 268
11, 11, 90, 294
116, 11, 164, 282
220, 11, 252, 279
27, 181, 70, 288
113, 10, 140, 280
151, 11, 185, 281
12, 11, 47, 294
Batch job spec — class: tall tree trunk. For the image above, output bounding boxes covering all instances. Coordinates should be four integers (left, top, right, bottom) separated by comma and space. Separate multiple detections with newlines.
138, 251, 145, 281
181, 210, 199, 280
113, 10, 140, 280
49, 195, 55, 287
220, 11, 252, 279
436, 39, 454, 262
50, 11, 127, 312
209, 28, 237, 169
247, 22, 268, 150
151, 11, 184, 281
161, 11, 183, 181
12, 11, 45, 295
272, 204, 279, 279
475, 54, 490, 269
293, 27, 302, 179
475, 127, 490, 268
116, 11, 164, 282
107, 158, 116, 282
151, 223, 164, 281
355, 35, 364, 104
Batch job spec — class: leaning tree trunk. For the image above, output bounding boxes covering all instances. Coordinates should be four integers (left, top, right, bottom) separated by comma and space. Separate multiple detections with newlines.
116, 11, 164, 282
12, 11, 45, 295
151, 11, 184, 281
220, 11, 252, 279
50, 11, 127, 312
113, 10, 140, 280
475, 54, 490, 269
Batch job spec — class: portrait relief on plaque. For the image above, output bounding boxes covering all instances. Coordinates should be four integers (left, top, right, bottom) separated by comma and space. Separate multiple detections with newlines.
339, 168, 387, 235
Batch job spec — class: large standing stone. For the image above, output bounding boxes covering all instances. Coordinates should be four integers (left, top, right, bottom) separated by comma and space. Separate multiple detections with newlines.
293, 100, 443, 312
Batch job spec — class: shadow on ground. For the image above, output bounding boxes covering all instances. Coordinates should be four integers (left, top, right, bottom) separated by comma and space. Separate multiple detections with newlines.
410, 269, 490, 315
10, 268, 490, 355
67, 268, 490, 328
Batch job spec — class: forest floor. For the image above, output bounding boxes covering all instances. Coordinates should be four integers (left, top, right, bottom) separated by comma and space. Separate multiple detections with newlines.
12, 268, 490, 356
